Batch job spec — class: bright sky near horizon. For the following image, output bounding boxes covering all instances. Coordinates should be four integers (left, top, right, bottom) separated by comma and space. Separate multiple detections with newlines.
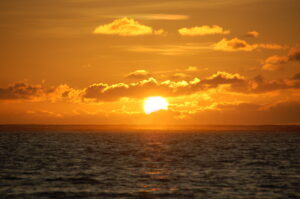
0, 0, 300, 124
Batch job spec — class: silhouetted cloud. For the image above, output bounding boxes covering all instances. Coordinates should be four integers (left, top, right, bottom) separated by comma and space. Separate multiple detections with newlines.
262, 48, 300, 71
0, 82, 80, 102
93, 17, 165, 36
0, 82, 44, 100
288, 48, 300, 61
178, 25, 230, 36
292, 73, 300, 80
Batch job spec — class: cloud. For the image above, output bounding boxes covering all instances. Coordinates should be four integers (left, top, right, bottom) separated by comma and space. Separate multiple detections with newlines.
214, 38, 284, 52
245, 31, 259, 38
292, 73, 300, 80
83, 77, 165, 101
93, 17, 165, 36
248, 75, 290, 93
126, 70, 150, 79
1, 72, 300, 103
0, 73, 299, 125
262, 48, 300, 71
178, 25, 230, 36
186, 66, 198, 72
214, 38, 256, 51
123, 39, 283, 55
262, 55, 289, 71
0, 82, 45, 100
83, 71, 294, 102
288, 48, 300, 61
0, 81, 81, 103
201, 72, 246, 89
125, 43, 211, 55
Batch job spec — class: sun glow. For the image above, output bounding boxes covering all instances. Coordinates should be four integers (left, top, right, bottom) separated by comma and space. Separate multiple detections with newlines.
144, 96, 169, 114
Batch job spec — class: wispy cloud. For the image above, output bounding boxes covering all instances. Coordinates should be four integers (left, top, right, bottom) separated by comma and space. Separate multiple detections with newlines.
178, 25, 230, 36
245, 30, 259, 38
126, 70, 150, 79
124, 43, 212, 55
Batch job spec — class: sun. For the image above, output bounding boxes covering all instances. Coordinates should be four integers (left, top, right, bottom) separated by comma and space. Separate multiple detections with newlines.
144, 96, 169, 114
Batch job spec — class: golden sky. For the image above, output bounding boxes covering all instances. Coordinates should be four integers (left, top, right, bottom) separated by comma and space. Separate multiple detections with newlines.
0, 0, 300, 124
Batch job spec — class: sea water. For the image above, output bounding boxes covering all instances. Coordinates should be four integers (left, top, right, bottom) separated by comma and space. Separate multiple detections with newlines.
0, 125, 299, 199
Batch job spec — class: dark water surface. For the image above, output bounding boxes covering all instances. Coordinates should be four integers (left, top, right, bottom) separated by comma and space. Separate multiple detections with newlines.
0, 125, 300, 199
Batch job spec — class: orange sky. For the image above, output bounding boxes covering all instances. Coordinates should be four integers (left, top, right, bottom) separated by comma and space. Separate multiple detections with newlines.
0, 0, 300, 124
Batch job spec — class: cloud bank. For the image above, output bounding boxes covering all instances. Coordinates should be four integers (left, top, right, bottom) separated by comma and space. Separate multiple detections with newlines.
2, 71, 299, 103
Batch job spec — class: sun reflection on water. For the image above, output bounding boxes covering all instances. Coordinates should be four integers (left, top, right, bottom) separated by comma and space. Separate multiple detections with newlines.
137, 134, 178, 195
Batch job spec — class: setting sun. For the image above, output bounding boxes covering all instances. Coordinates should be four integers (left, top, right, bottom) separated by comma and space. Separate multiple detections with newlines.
144, 96, 169, 114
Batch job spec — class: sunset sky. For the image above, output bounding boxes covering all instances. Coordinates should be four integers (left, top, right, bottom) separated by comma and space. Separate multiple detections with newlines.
0, 0, 300, 124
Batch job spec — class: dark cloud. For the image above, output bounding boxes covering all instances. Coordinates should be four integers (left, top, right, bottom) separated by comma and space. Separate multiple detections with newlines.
0, 82, 44, 100
292, 73, 300, 80
263, 48, 300, 71
288, 48, 300, 61
83, 83, 108, 99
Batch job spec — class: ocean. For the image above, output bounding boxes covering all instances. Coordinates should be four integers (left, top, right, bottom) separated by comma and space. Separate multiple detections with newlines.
0, 125, 299, 199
